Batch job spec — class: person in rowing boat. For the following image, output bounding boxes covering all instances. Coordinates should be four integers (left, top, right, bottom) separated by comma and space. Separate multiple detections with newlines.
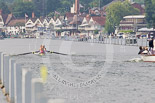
43, 45, 46, 52
138, 46, 144, 54
138, 46, 150, 55
39, 45, 46, 54
142, 47, 149, 54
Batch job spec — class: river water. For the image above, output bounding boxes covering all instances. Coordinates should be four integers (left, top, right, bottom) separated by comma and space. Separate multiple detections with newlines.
0, 39, 155, 103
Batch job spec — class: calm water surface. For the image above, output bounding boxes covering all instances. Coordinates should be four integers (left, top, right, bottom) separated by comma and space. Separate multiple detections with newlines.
1, 39, 155, 103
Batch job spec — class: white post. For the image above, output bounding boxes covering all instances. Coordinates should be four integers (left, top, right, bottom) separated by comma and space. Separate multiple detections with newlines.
9, 59, 15, 103
22, 68, 32, 103
31, 78, 47, 103
14, 63, 22, 103
0, 53, 4, 85
48, 99, 65, 103
0, 52, 2, 84
3, 55, 10, 94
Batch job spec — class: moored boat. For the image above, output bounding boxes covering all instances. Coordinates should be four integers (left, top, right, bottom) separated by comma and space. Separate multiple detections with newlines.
141, 55, 155, 62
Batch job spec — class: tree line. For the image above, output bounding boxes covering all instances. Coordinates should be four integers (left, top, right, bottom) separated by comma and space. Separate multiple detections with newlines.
145, 0, 155, 29
0, 0, 113, 17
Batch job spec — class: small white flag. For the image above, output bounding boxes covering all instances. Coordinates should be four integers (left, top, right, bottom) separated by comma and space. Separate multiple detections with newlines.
25, 13, 28, 18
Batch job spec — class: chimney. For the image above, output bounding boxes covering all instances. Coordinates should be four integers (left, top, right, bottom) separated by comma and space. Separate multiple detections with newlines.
75, 0, 79, 14
86, 14, 90, 18
0, 9, 2, 15
10, 12, 13, 16
32, 12, 35, 18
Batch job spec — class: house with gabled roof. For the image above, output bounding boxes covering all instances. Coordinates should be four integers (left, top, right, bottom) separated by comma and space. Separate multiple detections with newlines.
0, 9, 12, 31
79, 16, 106, 36
48, 18, 55, 30
26, 19, 35, 27
49, 18, 55, 25
42, 18, 49, 28
54, 18, 63, 30
26, 16, 46, 33
25, 18, 36, 33
34, 18, 44, 27
0, 9, 25, 35
116, 15, 147, 35
0, 14, 5, 29
5, 18, 25, 35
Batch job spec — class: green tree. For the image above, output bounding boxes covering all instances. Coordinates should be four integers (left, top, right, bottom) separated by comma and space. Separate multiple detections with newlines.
145, 0, 155, 29
0, 0, 14, 3
46, 0, 61, 14
12, 1, 34, 17
47, 12, 55, 17
80, 0, 113, 8
0, 1, 10, 14
134, 0, 144, 4
33, 0, 46, 17
94, 29, 99, 34
60, 0, 72, 13
14, 0, 22, 2
105, 0, 140, 34
89, 0, 99, 8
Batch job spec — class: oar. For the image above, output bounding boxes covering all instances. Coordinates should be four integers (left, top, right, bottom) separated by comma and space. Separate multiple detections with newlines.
46, 50, 68, 55
11, 51, 39, 56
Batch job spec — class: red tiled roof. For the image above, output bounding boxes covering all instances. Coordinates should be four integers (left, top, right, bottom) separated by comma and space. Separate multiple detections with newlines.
85, 15, 91, 22
2, 14, 8, 24
92, 16, 106, 26
69, 15, 84, 25
69, 21, 81, 25
31, 18, 37, 23
65, 12, 75, 18
7, 18, 25, 26
39, 17, 44, 23
5, 14, 15, 25
132, 3, 145, 14
1, 13, 16, 25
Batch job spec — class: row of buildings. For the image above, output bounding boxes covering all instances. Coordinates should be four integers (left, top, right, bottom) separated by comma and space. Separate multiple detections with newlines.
26, 13, 106, 36
0, 10, 106, 36
0, 0, 151, 38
